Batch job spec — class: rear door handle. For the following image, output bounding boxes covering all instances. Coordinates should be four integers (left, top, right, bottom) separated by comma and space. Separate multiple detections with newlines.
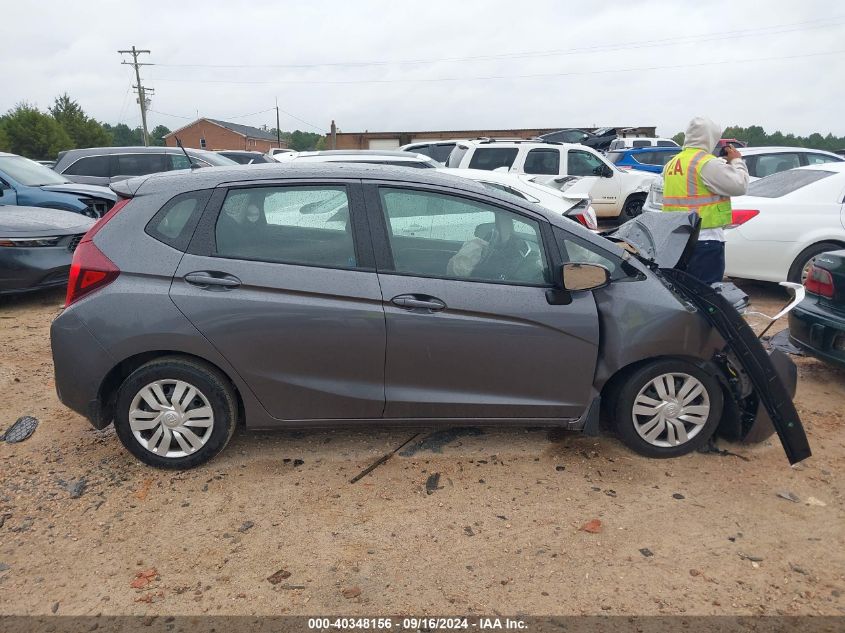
184, 272, 242, 289
391, 294, 446, 311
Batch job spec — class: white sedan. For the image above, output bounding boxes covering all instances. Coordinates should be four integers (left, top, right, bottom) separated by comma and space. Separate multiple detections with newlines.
437, 167, 598, 230
725, 163, 845, 283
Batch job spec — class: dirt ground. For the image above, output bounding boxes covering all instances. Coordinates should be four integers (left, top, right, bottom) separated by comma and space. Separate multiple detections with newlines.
0, 282, 843, 617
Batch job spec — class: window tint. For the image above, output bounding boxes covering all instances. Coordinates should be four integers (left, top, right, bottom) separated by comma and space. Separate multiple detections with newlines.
379, 187, 549, 285
747, 170, 834, 198
567, 150, 605, 177
63, 155, 112, 178
413, 144, 455, 164
446, 144, 470, 168
632, 140, 651, 148
657, 140, 677, 147
553, 226, 625, 280
169, 154, 193, 170
117, 153, 167, 176
146, 190, 211, 250
468, 147, 519, 171
750, 153, 801, 178
215, 186, 356, 268
523, 149, 561, 175
805, 153, 842, 165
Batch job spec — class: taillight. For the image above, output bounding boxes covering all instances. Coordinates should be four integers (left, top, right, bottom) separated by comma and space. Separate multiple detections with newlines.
804, 263, 835, 298
728, 209, 759, 228
64, 198, 131, 306
565, 200, 598, 231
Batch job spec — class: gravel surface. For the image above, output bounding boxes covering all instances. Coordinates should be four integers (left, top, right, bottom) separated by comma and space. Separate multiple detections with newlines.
0, 283, 843, 616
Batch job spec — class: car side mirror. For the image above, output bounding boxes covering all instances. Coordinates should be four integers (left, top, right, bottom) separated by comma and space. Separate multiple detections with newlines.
561, 262, 610, 291
600, 164, 613, 178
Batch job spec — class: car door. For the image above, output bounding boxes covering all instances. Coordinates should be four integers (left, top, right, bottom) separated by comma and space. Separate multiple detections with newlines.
364, 182, 600, 421
170, 180, 386, 421
566, 149, 622, 215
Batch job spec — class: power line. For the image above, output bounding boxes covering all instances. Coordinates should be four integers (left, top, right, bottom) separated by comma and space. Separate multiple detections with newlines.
149, 48, 845, 86
152, 16, 845, 70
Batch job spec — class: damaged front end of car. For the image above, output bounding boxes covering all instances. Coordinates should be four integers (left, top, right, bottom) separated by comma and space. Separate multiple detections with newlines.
609, 212, 811, 464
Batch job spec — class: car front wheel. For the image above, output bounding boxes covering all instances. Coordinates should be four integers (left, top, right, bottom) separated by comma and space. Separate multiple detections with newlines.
613, 359, 723, 458
114, 357, 238, 469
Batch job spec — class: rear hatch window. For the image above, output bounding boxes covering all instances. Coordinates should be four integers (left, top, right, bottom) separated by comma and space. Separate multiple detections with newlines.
747, 170, 834, 198
468, 148, 519, 171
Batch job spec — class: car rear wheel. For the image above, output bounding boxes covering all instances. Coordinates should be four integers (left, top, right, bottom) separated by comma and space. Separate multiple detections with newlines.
787, 242, 842, 284
114, 357, 238, 469
613, 359, 723, 458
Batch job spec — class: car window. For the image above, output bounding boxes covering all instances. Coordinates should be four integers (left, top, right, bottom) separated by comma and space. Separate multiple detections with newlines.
606, 152, 624, 164
146, 190, 211, 250
637, 150, 680, 166
657, 140, 677, 147
553, 226, 625, 280
468, 147, 519, 171
169, 154, 192, 170
567, 150, 605, 177
117, 153, 167, 176
523, 149, 561, 175
608, 140, 622, 151
62, 155, 112, 178
632, 140, 651, 148
378, 187, 550, 285
751, 153, 801, 178
805, 153, 842, 165
747, 169, 834, 198
446, 144, 470, 168
414, 144, 455, 164
215, 186, 356, 268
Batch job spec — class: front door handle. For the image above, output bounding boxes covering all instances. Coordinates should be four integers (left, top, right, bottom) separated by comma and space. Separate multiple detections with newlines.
391, 294, 446, 311
184, 272, 242, 289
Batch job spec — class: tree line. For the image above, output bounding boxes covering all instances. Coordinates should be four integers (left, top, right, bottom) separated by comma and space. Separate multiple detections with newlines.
0, 94, 325, 160
671, 125, 845, 152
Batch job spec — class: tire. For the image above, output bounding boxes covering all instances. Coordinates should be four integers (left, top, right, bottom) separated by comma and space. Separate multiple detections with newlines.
622, 194, 646, 220
787, 242, 842, 284
114, 357, 238, 469
613, 359, 723, 458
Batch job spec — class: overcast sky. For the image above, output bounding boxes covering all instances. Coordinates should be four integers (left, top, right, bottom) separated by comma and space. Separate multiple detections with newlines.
2, 0, 844, 138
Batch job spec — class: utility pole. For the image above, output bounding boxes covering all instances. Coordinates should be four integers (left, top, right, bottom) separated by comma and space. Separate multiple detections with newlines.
118, 46, 153, 146
275, 98, 281, 149
330, 120, 337, 149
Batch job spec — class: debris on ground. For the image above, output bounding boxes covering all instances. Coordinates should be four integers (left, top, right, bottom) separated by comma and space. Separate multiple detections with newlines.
790, 563, 809, 575
425, 473, 441, 495
689, 569, 702, 577
555, 465, 565, 472
134, 478, 153, 501
399, 428, 483, 457
739, 553, 764, 562
0, 416, 39, 443
130, 569, 159, 589
238, 521, 255, 533
639, 548, 654, 557
267, 569, 291, 584
806, 497, 827, 507
672, 493, 685, 500
580, 519, 602, 534
764, 329, 804, 356
342, 586, 361, 599
66, 478, 87, 499
0, 563, 10, 572
350, 433, 419, 483
464, 526, 475, 537
777, 491, 800, 503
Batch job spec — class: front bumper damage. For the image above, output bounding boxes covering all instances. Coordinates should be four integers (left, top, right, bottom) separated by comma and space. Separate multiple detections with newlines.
660, 268, 811, 464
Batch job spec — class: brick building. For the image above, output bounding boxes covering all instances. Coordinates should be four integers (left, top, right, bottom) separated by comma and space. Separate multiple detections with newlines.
163, 118, 287, 152
330, 126, 657, 150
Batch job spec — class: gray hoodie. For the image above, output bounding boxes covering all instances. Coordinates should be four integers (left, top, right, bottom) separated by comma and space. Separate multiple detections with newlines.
682, 116, 749, 241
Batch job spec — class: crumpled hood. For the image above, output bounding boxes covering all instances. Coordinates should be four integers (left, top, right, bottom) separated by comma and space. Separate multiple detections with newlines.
683, 116, 722, 154
0, 205, 95, 236
40, 182, 117, 201
609, 211, 700, 269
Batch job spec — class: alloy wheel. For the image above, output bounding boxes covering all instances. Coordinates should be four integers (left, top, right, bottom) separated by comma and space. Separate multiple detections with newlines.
128, 379, 215, 458
631, 372, 710, 447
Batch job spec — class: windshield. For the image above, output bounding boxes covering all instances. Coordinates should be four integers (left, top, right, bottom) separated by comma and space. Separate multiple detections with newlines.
0, 155, 69, 186
747, 169, 834, 198
190, 151, 238, 167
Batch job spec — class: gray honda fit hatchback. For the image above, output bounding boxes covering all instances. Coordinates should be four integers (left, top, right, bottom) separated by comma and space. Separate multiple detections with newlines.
50, 163, 810, 468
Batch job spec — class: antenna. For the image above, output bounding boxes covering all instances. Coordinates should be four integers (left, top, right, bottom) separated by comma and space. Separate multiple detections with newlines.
175, 137, 201, 169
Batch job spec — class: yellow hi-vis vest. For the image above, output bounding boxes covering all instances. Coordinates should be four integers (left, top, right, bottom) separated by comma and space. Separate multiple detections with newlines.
662, 148, 732, 229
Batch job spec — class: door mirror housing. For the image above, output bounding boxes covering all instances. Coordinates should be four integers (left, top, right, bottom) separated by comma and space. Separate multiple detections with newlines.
600, 164, 614, 178
561, 262, 610, 291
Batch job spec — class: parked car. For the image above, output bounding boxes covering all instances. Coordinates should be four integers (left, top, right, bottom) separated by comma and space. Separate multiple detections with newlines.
35, 160, 56, 169
537, 128, 594, 145
737, 147, 842, 180
216, 151, 275, 165
50, 163, 810, 468
446, 139, 656, 219
0, 152, 117, 218
607, 137, 679, 151
399, 141, 462, 165
53, 147, 237, 186
714, 138, 748, 157
0, 206, 94, 295
789, 250, 845, 368
267, 148, 295, 157
439, 167, 597, 230
272, 150, 438, 168
607, 147, 682, 174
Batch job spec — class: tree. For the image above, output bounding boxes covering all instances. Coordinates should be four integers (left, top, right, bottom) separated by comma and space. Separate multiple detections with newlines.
102, 122, 144, 146
150, 125, 171, 147
49, 93, 111, 148
0, 103, 73, 159
672, 132, 685, 146
0, 125, 9, 152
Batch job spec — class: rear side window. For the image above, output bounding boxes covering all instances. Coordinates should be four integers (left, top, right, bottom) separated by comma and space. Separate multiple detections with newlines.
632, 140, 651, 148
657, 140, 677, 147
747, 170, 834, 198
748, 153, 801, 178
523, 149, 560, 175
468, 147, 519, 171
415, 143, 455, 164
117, 153, 167, 177
214, 186, 357, 269
63, 155, 112, 177
805, 153, 842, 165
146, 190, 212, 251
606, 152, 623, 164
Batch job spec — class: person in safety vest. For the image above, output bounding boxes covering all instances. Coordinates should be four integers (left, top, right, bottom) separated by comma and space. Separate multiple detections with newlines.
663, 116, 749, 283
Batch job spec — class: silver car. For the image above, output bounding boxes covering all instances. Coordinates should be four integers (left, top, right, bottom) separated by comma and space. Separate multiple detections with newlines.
50, 163, 810, 468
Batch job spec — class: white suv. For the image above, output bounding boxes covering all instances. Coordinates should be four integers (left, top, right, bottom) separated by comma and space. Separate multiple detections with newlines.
445, 139, 657, 219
